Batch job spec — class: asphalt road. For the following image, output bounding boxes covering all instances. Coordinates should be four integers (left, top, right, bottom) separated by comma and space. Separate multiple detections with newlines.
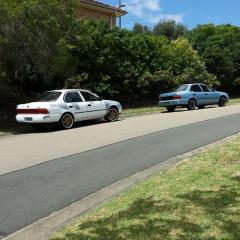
1, 105, 240, 175
0, 113, 240, 238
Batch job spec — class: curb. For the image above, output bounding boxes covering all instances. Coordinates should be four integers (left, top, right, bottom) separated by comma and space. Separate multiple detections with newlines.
3, 132, 240, 240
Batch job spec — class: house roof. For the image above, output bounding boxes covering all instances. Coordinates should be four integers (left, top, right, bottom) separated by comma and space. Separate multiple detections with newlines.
80, 0, 127, 16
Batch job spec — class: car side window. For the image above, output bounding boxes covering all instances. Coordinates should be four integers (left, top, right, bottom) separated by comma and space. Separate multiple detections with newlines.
65, 92, 82, 103
191, 85, 202, 92
201, 85, 212, 92
81, 91, 100, 101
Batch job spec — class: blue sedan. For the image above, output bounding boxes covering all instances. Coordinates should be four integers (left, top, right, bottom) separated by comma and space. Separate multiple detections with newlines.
159, 83, 229, 112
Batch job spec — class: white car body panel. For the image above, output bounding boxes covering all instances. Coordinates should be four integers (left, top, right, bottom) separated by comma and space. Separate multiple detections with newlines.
16, 89, 122, 125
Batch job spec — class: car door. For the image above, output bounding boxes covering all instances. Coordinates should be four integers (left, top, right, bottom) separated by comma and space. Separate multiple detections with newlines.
190, 84, 204, 105
201, 84, 214, 105
199, 84, 212, 105
200, 84, 218, 105
64, 91, 89, 121
80, 91, 107, 119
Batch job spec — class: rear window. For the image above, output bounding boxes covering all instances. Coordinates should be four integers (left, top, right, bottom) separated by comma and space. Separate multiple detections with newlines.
36, 91, 62, 102
175, 85, 189, 92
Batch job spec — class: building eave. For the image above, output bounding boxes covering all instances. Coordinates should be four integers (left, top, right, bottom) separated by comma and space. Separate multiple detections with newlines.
80, 0, 127, 17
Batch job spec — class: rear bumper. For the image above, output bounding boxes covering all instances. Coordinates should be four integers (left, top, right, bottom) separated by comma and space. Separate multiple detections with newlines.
16, 114, 61, 124
159, 99, 188, 107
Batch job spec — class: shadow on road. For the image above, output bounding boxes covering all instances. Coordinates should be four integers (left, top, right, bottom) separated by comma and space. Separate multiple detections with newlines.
0, 119, 123, 136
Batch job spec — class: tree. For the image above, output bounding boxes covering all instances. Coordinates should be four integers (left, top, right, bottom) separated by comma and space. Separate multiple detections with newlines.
0, 0, 77, 93
153, 20, 188, 40
65, 20, 216, 104
188, 24, 240, 93
133, 23, 151, 34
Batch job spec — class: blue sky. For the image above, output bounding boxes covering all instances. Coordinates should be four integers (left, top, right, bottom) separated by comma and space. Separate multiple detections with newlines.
103, 0, 240, 29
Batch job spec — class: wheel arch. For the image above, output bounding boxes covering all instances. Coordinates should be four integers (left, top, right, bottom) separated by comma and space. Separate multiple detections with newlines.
106, 105, 119, 114
188, 98, 197, 104
219, 95, 227, 100
60, 111, 75, 120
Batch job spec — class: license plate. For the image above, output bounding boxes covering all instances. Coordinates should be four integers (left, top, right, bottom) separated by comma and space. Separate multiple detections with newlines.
24, 117, 33, 121
162, 102, 170, 106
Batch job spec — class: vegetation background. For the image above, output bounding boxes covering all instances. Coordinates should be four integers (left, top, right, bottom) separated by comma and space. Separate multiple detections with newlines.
1, 0, 240, 120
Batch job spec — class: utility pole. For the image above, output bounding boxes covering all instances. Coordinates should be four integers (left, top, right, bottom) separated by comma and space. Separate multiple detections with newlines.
118, 0, 125, 28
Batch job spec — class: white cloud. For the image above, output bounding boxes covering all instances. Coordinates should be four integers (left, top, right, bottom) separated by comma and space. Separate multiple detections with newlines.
149, 13, 184, 24
125, 0, 161, 17
123, 0, 184, 25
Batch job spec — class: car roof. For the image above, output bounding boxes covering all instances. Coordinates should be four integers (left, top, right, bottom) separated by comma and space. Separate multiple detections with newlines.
47, 89, 92, 93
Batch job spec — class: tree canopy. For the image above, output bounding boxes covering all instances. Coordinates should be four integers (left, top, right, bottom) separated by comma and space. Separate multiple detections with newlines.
188, 24, 240, 93
0, 1, 239, 120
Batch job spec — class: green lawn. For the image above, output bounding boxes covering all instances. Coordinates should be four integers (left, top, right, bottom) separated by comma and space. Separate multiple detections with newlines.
121, 106, 165, 117
121, 97, 240, 117
51, 138, 240, 240
229, 97, 240, 105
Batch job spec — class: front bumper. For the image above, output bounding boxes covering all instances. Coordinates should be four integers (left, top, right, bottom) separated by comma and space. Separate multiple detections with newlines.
118, 105, 123, 114
159, 99, 188, 107
16, 114, 61, 124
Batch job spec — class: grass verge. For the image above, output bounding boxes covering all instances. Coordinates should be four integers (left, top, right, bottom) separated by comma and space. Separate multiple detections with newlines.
121, 97, 240, 118
51, 138, 240, 240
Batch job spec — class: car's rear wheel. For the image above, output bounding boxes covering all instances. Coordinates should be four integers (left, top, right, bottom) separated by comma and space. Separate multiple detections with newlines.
218, 96, 227, 107
105, 107, 119, 122
166, 106, 176, 112
60, 113, 74, 129
187, 99, 196, 110
198, 105, 205, 110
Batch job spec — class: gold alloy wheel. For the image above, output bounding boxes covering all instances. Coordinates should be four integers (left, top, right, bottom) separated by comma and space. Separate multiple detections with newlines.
107, 108, 119, 122
62, 114, 74, 129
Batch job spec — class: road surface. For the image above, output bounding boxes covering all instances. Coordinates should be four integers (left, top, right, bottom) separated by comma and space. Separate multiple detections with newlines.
0, 106, 240, 238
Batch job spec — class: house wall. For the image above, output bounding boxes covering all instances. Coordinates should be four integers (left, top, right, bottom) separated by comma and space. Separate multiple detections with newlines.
78, 7, 116, 27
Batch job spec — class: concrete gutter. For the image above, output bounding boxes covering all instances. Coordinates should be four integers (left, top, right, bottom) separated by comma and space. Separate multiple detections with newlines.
3, 132, 240, 240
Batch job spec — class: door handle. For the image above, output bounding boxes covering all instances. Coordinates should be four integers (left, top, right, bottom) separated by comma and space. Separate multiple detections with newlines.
205, 93, 208, 95
88, 104, 91, 107
193, 94, 196, 96
69, 105, 74, 108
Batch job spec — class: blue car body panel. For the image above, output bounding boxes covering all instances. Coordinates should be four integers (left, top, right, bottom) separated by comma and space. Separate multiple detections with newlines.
159, 84, 229, 108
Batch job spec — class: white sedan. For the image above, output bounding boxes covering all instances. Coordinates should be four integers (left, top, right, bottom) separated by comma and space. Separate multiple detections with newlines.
16, 89, 122, 129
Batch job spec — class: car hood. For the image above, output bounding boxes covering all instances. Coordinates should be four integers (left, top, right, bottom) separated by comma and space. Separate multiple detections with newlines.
102, 100, 122, 109
102, 100, 122, 108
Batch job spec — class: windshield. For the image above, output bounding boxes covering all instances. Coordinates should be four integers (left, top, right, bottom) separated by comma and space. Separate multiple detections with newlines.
36, 91, 62, 102
175, 85, 189, 92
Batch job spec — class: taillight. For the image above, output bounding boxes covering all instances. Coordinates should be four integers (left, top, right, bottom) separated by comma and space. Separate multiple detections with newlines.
172, 95, 181, 100
17, 108, 49, 114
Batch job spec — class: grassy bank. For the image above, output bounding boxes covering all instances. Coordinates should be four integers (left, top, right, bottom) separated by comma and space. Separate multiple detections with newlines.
51, 137, 240, 240
121, 97, 240, 117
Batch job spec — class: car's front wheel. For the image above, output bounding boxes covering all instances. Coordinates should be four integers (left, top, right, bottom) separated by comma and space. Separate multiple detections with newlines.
105, 107, 119, 122
187, 99, 196, 110
60, 113, 74, 129
218, 96, 227, 107
166, 106, 176, 112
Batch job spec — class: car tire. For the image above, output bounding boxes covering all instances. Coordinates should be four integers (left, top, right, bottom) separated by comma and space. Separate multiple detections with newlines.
218, 96, 227, 107
105, 107, 119, 122
60, 113, 74, 129
187, 99, 196, 110
166, 106, 176, 112
198, 105, 205, 110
